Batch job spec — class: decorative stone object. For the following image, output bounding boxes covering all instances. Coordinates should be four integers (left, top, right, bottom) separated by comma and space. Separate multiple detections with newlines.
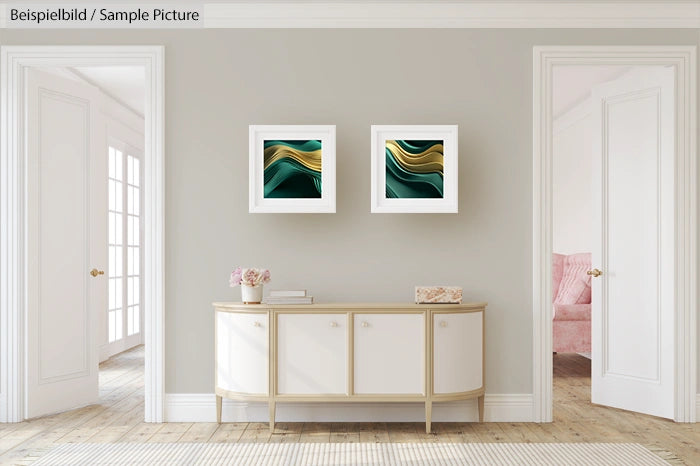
415, 286, 463, 304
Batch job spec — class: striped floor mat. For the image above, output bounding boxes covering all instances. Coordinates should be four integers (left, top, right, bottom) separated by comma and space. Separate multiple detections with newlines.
31, 442, 669, 465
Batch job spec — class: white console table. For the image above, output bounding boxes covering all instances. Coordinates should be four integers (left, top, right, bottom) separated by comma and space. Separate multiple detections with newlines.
213, 302, 486, 433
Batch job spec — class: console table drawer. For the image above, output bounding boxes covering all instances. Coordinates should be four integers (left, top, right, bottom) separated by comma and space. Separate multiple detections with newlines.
433, 311, 483, 394
216, 311, 268, 395
353, 313, 424, 395
277, 313, 347, 395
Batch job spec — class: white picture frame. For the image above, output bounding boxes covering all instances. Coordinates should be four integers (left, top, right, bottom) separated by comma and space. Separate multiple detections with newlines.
371, 125, 458, 213
249, 125, 336, 213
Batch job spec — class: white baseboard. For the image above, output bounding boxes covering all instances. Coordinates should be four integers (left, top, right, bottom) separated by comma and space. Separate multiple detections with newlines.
98, 344, 110, 364
165, 393, 534, 423
696, 394, 700, 422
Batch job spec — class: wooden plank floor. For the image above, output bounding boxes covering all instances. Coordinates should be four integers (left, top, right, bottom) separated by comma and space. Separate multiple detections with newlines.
0, 348, 698, 464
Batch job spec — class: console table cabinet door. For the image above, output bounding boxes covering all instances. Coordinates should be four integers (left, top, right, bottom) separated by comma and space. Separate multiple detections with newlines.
277, 314, 347, 395
433, 311, 483, 394
216, 312, 269, 395
353, 313, 424, 395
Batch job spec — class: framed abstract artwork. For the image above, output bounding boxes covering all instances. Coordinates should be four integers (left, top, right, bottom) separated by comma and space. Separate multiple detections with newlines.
371, 125, 458, 213
249, 125, 336, 213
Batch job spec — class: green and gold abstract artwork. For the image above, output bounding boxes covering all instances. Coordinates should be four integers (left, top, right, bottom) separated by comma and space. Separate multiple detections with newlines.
371, 125, 456, 213
250, 125, 335, 213
385, 140, 444, 198
263, 140, 322, 198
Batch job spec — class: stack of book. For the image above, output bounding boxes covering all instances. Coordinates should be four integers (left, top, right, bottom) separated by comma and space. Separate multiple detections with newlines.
263, 290, 314, 305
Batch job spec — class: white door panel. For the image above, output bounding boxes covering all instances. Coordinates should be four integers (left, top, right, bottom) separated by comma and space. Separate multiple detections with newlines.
277, 314, 346, 394
216, 312, 268, 395
433, 312, 482, 394
26, 69, 103, 418
354, 313, 424, 395
591, 66, 675, 418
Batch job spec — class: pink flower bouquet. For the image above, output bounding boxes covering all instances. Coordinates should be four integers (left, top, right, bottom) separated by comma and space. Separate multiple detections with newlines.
229, 267, 271, 287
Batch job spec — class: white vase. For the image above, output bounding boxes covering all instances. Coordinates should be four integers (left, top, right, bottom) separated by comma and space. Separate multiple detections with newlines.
241, 285, 263, 304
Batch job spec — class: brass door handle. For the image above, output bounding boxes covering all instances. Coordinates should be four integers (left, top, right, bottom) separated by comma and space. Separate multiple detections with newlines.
587, 268, 603, 277
90, 268, 105, 277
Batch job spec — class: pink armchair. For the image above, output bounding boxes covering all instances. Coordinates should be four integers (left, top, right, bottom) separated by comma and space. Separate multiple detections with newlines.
552, 253, 591, 353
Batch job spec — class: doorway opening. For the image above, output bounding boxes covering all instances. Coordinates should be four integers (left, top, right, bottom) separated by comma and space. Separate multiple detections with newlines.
551, 65, 632, 412
532, 46, 697, 423
28, 65, 145, 419
0, 46, 164, 424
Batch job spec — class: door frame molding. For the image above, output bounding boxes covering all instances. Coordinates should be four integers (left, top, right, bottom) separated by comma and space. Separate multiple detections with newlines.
0, 46, 165, 422
532, 45, 697, 422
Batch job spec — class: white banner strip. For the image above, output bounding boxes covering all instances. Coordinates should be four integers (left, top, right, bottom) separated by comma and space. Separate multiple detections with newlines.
1, 2, 700, 29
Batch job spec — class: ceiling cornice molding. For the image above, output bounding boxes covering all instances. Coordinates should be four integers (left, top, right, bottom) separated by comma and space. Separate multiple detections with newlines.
202, 2, 700, 29
553, 98, 591, 135
67, 67, 145, 120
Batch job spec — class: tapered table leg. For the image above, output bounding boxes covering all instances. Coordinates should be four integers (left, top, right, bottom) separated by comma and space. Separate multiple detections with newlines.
425, 400, 432, 434
216, 395, 222, 423
269, 400, 276, 432
478, 395, 484, 422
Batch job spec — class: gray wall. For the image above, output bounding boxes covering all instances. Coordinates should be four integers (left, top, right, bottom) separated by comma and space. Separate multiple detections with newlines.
1, 29, 698, 395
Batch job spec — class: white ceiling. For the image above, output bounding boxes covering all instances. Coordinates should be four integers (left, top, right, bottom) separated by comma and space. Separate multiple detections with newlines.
72, 66, 145, 117
552, 65, 632, 118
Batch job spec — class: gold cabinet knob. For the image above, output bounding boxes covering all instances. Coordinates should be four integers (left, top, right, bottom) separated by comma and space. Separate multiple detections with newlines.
329, 321, 338, 328
90, 268, 104, 277
587, 268, 603, 277
253, 321, 261, 327
361, 321, 369, 328
440, 321, 448, 328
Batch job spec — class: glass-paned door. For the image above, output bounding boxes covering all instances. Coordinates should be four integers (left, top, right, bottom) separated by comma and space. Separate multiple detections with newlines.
107, 141, 143, 356
126, 154, 141, 337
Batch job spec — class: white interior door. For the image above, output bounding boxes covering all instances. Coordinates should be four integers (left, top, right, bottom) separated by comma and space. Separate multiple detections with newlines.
26, 69, 105, 418
590, 66, 675, 419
